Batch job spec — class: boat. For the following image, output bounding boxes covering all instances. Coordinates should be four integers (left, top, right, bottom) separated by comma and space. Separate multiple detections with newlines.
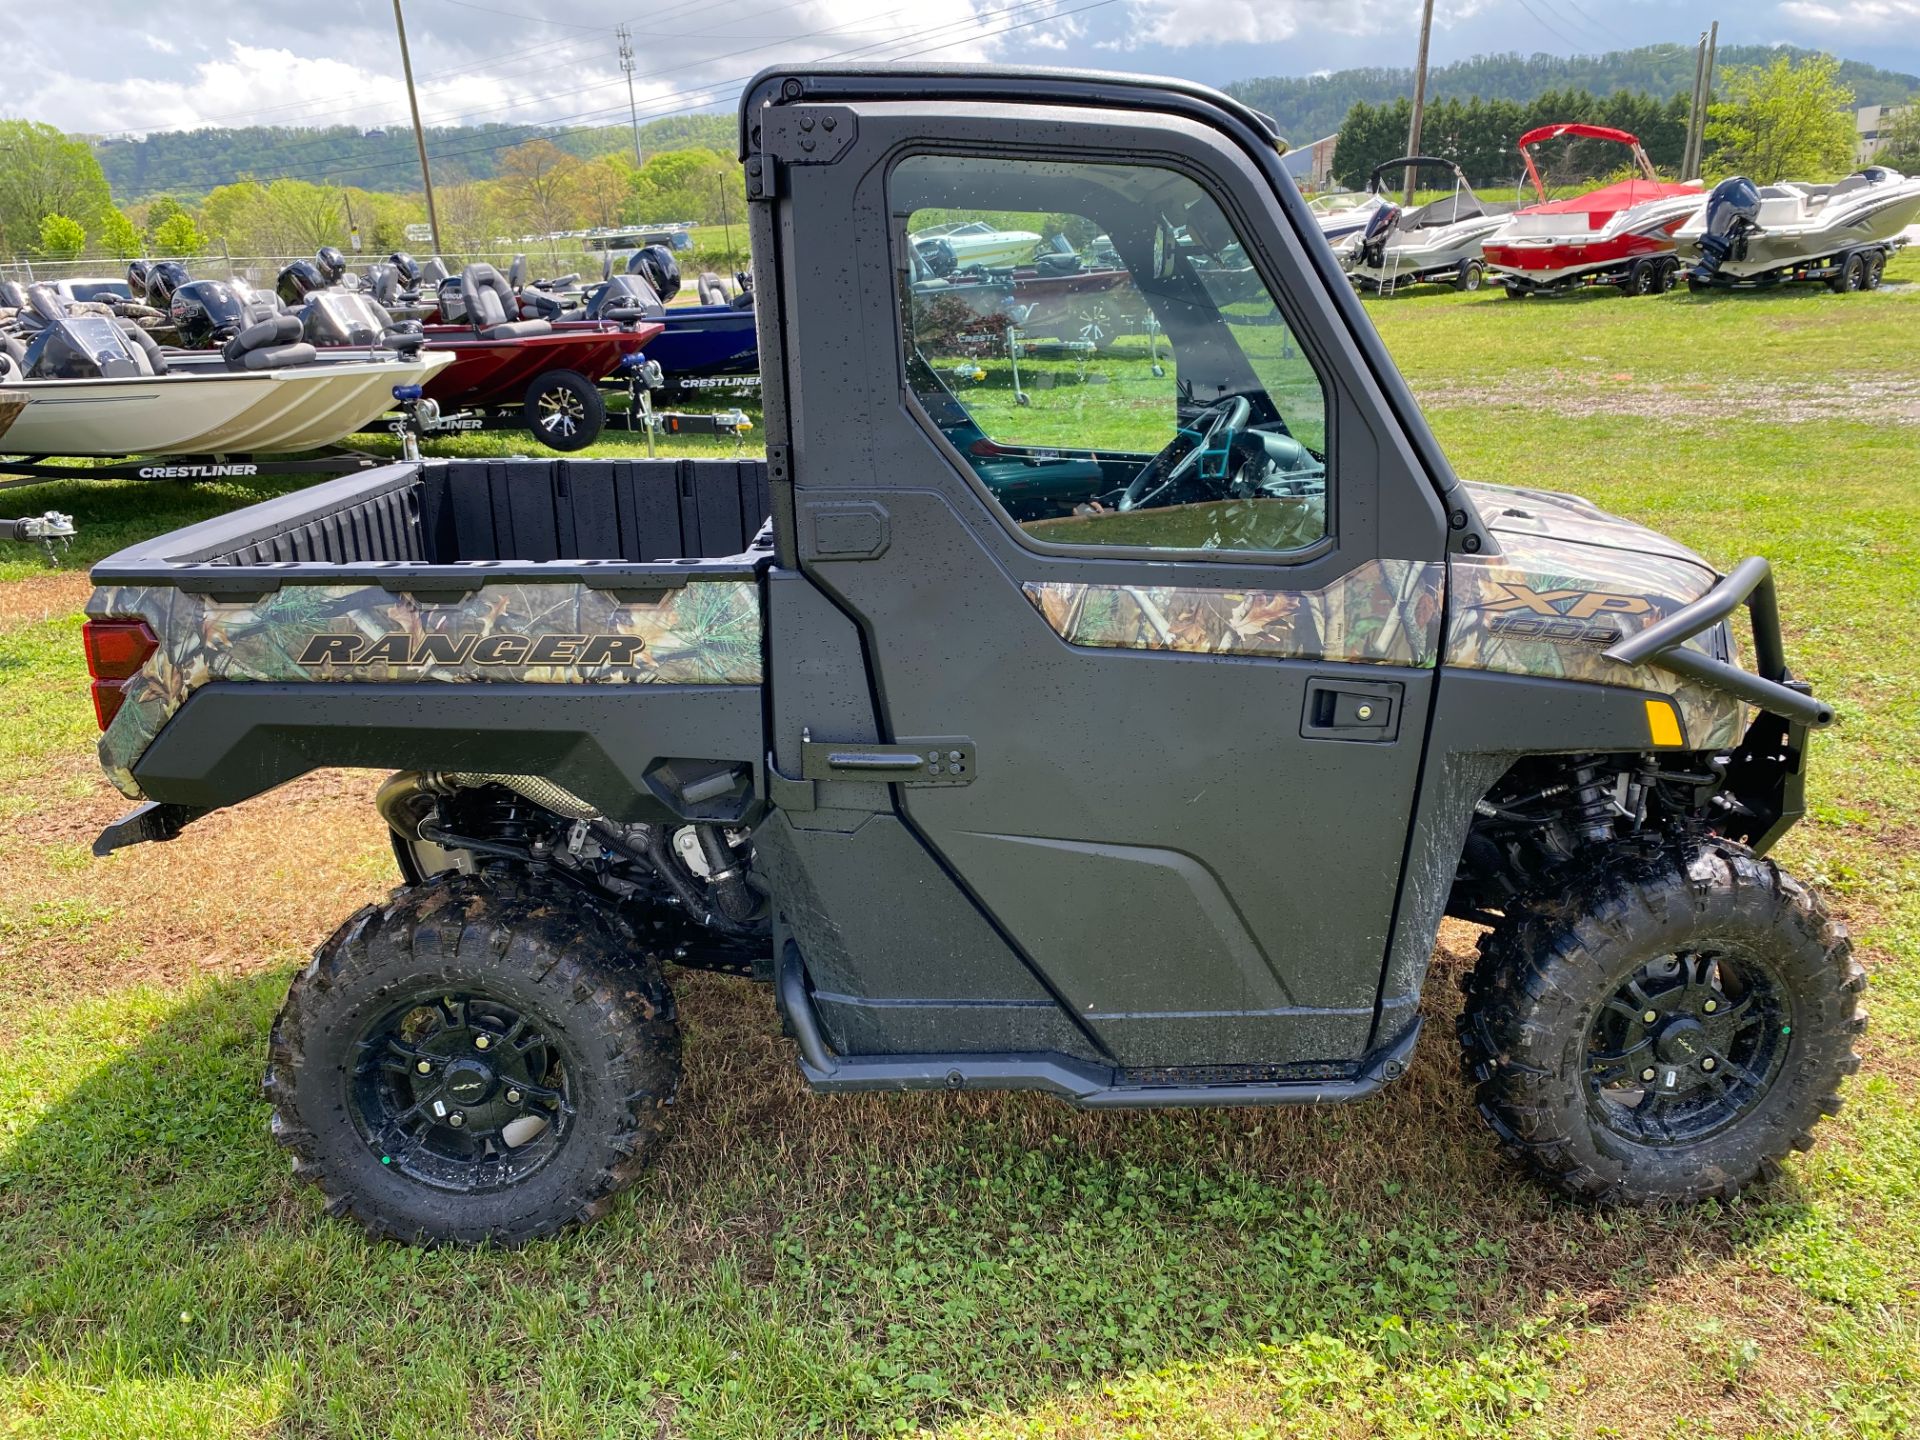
645, 305, 761, 393
910, 220, 1043, 272
1481, 124, 1703, 297
1340, 157, 1516, 293
0, 285, 451, 459
1310, 190, 1390, 247
1677, 167, 1920, 291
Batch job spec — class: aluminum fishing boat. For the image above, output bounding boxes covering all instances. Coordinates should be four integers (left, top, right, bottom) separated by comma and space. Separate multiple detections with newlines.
1678, 166, 1920, 291
1481, 124, 1702, 297
1, 287, 451, 459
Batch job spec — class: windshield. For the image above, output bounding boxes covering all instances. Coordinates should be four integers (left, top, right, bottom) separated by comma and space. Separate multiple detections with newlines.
894, 153, 1328, 556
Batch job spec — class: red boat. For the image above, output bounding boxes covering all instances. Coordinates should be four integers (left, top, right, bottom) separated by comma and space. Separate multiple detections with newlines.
417, 319, 659, 451
1481, 124, 1703, 297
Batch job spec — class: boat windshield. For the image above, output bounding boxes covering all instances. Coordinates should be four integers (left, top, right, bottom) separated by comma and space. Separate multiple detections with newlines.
893, 153, 1328, 556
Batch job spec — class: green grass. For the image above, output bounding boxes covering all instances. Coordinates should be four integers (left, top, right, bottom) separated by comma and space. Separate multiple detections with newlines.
2, 255, 1919, 1437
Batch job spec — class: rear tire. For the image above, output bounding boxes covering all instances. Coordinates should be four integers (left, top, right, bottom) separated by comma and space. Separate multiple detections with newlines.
1652, 257, 1680, 293
1829, 252, 1868, 293
1863, 250, 1887, 290
1458, 840, 1863, 1206
1453, 259, 1485, 292
1502, 281, 1529, 300
265, 871, 680, 1245
523, 368, 606, 451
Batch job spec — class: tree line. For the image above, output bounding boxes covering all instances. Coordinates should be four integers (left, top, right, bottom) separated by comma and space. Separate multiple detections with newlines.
1231, 43, 1916, 149
1330, 55, 1887, 193
0, 128, 748, 267
94, 113, 737, 201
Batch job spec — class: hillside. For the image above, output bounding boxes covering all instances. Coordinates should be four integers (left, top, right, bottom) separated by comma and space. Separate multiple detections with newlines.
95, 111, 736, 202
1229, 44, 1919, 144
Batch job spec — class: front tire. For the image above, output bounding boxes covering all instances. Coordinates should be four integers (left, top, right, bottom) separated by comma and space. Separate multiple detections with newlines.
1453, 259, 1485, 292
265, 872, 680, 1245
523, 368, 606, 451
1458, 841, 1862, 1206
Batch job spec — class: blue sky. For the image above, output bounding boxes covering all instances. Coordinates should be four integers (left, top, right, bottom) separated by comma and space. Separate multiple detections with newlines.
2, 0, 1913, 137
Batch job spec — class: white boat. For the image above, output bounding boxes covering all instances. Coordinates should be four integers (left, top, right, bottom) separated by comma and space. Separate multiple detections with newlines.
1677, 167, 1920, 290
1, 351, 452, 457
1341, 157, 1516, 292
1, 286, 451, 458
1310, 190, 1389, 246
910, 220, 1043, 272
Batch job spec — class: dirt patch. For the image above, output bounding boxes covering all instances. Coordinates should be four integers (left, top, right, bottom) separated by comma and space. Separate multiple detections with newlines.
0, 768, 394, 1013
1413, 370, 1920, 425
0, 571, 89, 632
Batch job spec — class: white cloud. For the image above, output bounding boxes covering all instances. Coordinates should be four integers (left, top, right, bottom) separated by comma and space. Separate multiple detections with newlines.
1115, 0, 1484, 52
1779, 0, 1919, 22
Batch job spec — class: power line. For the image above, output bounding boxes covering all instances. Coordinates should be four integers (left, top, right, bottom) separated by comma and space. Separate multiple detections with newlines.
422, 0, 617, 30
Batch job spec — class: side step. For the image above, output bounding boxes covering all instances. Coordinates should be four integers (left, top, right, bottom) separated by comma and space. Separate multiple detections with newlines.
775, 958, 1419, 1110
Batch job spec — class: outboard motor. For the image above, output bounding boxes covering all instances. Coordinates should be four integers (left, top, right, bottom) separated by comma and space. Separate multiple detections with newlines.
1353, 201, 1403, 269
626, 244, 681, 304
169, 280, 256, 348
914, 236, 958, 278
1688, 175, 1763, 284
14, 284, 161, 379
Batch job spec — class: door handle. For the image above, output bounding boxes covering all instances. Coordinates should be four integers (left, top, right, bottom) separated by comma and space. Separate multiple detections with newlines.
1301, 679, 1403, 742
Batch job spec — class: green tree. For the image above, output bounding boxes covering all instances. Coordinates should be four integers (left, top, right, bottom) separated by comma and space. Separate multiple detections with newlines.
152, 212, 206, 257
0, 119, 114, 256
627, 147, 745, 226
144, 194, 189, 232
1875, 104, 1920, 170
1707, 55, 1857, 183
498, 140, 585, 257
37, 212, 86, 259
98, 208, 144, 258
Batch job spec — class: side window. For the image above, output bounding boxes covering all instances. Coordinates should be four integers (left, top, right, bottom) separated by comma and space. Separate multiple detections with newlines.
893, 153, 1329, 556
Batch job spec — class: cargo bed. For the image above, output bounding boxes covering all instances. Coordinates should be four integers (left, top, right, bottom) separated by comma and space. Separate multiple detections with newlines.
87, 458, 775, 822
90, 456, 774, 593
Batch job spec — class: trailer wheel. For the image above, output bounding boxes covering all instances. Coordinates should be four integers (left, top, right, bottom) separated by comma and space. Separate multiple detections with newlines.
1863, 250, 1887, 290
1652, 258, 1680, 293
1453, 259, 1485, 292
1501, 281, 1529, 300
1686, 272, 1713, 295
1458, 840, 1863, 1206
524, 369, 606, 451
1623, 260, 1660, 296
265, 871, 680, 1245
1828, 252, 1868, 294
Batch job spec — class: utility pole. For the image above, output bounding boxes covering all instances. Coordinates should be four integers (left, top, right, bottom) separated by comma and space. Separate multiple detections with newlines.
618, 25, 644, 169
392, 0, 443, 256
1683, 21, 1719, 179
1403, 0, 1436, 205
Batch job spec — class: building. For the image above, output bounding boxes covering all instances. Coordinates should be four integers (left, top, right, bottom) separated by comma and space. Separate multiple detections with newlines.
1857, 104, 1911, 164
1280, 134, 1340, 192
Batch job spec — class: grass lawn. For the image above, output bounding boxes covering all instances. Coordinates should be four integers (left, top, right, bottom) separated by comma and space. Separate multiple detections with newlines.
1, 256, 1917, 1438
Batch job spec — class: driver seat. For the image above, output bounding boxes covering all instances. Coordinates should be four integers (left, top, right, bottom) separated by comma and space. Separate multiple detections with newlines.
461, 263, 551, 340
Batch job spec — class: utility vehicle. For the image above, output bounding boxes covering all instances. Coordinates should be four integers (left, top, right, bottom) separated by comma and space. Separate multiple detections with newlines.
83, 66, 1861, 1245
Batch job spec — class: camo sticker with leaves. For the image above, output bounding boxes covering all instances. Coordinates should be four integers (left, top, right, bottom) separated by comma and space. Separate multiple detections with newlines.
89, 579, 762, 797
1022, 558, 1444, 667
1446, 534, 1745, 749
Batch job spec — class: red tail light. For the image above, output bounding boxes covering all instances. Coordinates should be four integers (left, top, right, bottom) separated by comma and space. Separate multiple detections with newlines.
82, 618, 159, 731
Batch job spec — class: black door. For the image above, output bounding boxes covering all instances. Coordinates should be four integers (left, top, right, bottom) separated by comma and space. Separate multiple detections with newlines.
761, 84, 1452, 1068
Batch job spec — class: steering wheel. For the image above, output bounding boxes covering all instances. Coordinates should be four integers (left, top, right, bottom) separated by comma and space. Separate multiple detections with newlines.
1120, 395, 1252, 513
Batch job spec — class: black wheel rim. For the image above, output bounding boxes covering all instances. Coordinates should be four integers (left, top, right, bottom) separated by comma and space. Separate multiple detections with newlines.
1582, 945, 1792, 1146
537, 386, 585, 438
349, 989, 575, 1192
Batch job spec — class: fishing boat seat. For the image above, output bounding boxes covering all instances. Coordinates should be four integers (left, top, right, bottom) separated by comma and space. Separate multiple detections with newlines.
221, 312, 316, 372
461, 264, 552, 339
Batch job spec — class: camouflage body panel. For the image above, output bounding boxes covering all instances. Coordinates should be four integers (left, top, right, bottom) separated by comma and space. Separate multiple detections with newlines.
1449, 483, 1744, 748
89, 578, 763, 798
0, 391, 23, 442
1023, 558, 1444, 667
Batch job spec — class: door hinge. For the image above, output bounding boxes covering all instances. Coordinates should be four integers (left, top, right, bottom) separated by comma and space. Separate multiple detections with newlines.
750, 105, 858, 199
